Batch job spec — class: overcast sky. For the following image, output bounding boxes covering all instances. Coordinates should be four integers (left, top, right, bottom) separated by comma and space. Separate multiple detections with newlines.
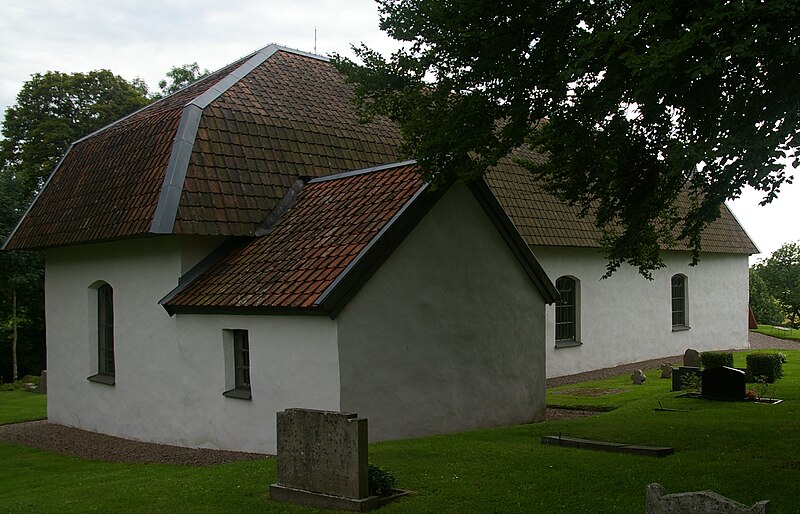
1, 0, 797, 263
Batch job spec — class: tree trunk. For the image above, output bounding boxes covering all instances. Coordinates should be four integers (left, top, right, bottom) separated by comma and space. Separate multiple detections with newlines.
12, 289, 18, 382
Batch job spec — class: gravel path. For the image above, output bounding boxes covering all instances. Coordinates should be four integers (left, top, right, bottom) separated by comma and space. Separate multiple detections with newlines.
0, 420, 269, 466
0, 332, 794, 464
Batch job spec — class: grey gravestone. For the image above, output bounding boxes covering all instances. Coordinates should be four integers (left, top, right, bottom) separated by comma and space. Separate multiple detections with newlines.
660, 364, 672, 379
631, 369, 646, 385
35, 370, 47, 394
701, 366, 746, 401
672, 366, 701, 392
683, 349, 701, 368
273, 408, 368, 499
647, 483, 769, 513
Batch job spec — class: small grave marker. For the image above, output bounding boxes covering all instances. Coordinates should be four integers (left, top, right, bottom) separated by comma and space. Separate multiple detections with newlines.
671, 366, 701, 392
683, 349, 701, 368
659, 364, 672, 379
631, 369, 647, 385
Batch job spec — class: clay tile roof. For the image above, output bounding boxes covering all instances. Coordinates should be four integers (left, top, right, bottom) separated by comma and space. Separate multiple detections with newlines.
161, 162, 425, 313
3, 44, 757, 256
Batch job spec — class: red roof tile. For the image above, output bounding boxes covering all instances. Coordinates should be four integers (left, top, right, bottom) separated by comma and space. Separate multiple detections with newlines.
162, 162, 424, 312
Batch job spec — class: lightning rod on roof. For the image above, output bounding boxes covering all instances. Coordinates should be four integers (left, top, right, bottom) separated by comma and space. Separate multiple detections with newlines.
314, 27, 317, 54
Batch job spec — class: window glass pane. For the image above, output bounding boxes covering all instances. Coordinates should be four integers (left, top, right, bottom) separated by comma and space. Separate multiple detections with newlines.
555, 277, 576, 341
234, 330, 250, 389
98, 284, 114, 375
671, 275, 686, 326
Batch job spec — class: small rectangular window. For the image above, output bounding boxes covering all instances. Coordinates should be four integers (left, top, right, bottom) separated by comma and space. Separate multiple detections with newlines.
233, 330, 250, 390
98, 283, 115, 376
88, 283, 115, 385
223, 329, 251, 399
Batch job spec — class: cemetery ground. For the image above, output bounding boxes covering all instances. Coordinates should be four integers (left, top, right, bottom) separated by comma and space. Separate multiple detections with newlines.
2, 351, 799, 512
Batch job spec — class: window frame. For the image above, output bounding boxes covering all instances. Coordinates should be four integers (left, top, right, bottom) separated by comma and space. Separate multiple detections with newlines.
671, 274, 690, 330
87, 282, 115, 385
223, 329, 252, 399
555, 275, 581, 348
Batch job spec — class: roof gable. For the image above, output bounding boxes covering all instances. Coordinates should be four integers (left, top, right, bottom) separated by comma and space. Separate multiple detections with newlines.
161, 161, 558, 316
161, 162, 426, 315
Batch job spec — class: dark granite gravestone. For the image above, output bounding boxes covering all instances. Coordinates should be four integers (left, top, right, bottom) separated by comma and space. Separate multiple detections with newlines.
701, 366, 745, 401
671, 366, 701, 392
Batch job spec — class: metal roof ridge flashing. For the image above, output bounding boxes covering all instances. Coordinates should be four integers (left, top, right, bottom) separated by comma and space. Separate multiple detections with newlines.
255, 179, 307, 237
150, 44, 287, 234
309, 160, 418, 184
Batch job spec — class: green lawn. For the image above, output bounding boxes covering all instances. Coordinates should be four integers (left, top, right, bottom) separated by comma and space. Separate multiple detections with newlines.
754, 324, 800, 340
2, 352, 799, 512
0, 391, 46, 425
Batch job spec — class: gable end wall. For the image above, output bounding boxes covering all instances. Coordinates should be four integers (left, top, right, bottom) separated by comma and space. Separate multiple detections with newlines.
336, 183, 548, 441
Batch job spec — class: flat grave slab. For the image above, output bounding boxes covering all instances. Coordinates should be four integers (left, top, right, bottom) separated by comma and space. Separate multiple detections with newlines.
542, 435, 674, 457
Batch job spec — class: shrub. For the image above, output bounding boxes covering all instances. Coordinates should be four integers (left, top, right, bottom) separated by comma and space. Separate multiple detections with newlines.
368, 464, 396, 497
746, 353, 784, 383
700, 352, 733, 369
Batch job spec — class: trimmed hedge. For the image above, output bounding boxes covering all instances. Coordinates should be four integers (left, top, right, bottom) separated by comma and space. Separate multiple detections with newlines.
700, 352, 734, 369
746, 353, 784, 383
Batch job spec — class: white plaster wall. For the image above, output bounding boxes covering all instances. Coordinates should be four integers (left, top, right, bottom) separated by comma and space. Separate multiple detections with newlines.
337, 183, 547, 442
172, 314, 340, 453
46, 237, 185, 441
534, 247, 750, 378
46, 235, 337, 453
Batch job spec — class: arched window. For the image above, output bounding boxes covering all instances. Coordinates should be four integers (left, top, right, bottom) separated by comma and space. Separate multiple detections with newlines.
97, 283, 115, 376
556, 276, 578, 343
671, 274, 688, 328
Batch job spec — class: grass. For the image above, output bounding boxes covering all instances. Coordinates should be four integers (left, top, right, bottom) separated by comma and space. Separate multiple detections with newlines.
2, 351, 800, 512
0, 391, 46, 425
754, 324, 800, 340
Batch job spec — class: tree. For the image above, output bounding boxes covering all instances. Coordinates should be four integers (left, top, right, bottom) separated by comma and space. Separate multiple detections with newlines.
0, 70, 149, 382
155, 62, 210, 98
755, 242, 800, 328
1, 70, 150, 192
335, 0, 800, 277
749, 267, 783, 326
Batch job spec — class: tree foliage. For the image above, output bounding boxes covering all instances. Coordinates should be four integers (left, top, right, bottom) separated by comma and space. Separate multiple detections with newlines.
749, 267, 783, 326
1, 70, 150, 192
155, 62, 210, 98
335, 0, 799, 276
755, 242, 800, 328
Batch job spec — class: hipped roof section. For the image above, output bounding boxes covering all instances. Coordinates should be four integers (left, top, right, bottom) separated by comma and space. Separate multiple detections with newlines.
3, 44, 757, 255
160, 161, 559, 316
4, 45, 400, 250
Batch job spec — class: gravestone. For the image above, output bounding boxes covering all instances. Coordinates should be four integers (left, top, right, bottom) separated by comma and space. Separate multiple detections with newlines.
683, 349, 701, 368
701, 366, 746, 401
660, 364, 672, 379
34, 370, 47, 394
671, 366, 701, 392
272, 409, 367, 500
631, 369, 646, 385
647, 483, 769, 513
